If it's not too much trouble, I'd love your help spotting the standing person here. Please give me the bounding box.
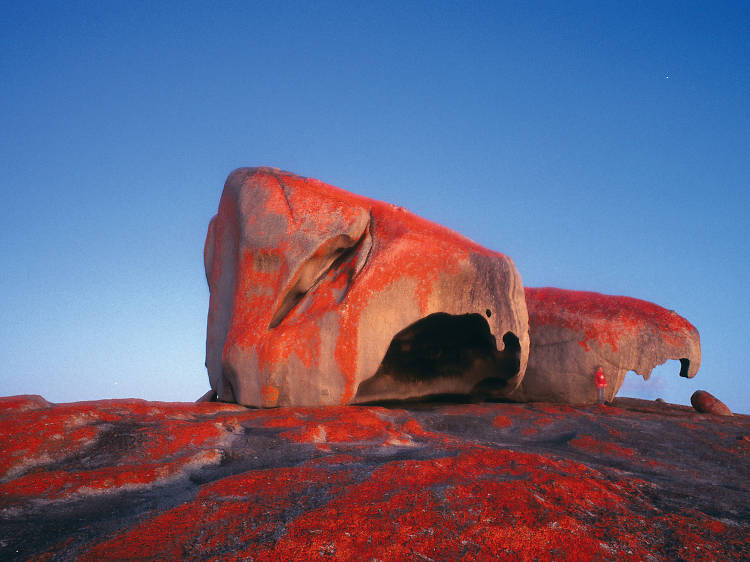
[594,367,607,403]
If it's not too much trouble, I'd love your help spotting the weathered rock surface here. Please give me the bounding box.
[692,390,733,416]
[2,395,748,560]
[511,287,702,404]
[204,167,529,407]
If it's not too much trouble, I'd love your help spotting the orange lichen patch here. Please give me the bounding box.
[130,420,226,462]
[492,403,589,431]
[652,511,747,560]
[278,407,414,445]
[252,450,638,560]
[80,500,249,561]
[58,398,243,421]
[0,404,108,479]
[249,406,453,448]
[0,398,239,480]
[604,425,629,443]
[729,436,750,458]
[526,287,696,353]
[254,410,308,428]
[7,398,747,561]
[0,395,50,411]
[260,384,279,407]
[197,466,349,499]
[0,450,221,501]
[79,466,352,561]
[445,484,612,559]
[74,444,746,561]
[401,418,450,442]
[570,435,636,458]
[486,403,541,422]
[493,415,513,428]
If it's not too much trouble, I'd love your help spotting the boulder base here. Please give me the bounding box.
[2,395,747,560]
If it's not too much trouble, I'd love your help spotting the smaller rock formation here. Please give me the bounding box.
[691,390,732,416]
[511,287,701,403]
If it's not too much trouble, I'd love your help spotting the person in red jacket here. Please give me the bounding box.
[594,367,607,403]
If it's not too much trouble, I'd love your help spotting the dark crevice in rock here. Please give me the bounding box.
[355,313,521,402]
[679,357,690,378]
[268,226,372,330]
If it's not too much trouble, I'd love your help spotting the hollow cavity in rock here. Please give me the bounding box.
[355,312,521,402]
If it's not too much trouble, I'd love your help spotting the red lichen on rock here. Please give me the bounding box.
[0,397,240,500]
[493,415,513,428]
[0,451,221,501]
[280,408,418,446]
[514,287,702,404]
[570,435,636,458]
[0,399,112,480]
[3,396,747,561]
[526,287,696,353]
[252,405,445,447]
[204,167,529,407]
[80,466,353,561]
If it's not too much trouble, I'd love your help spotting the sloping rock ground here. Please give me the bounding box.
[0,395,748,561]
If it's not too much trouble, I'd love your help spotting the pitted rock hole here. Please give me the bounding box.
[679,358,690,378]
[354,313,522,402]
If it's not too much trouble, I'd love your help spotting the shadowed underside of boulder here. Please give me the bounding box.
[204,167,529,407]
[511,287,702,404]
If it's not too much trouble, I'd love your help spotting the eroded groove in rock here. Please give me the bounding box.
[268,226,371,329]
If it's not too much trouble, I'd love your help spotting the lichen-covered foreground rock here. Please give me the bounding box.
[1,396,748,561]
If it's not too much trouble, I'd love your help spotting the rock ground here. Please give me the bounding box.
[1,395,748,560]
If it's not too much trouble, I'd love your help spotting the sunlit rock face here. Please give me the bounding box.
[511,287,701,404]
[204,167,529,407]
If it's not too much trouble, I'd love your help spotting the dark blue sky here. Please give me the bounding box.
[2,2,748,412]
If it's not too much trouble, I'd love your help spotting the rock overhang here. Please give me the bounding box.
[514,287,701,403]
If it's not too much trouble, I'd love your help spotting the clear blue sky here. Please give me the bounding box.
[2,2,748,413]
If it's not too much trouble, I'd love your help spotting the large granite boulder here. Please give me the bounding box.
[2,395,747,560]
[204,167,529,407]
[512,287,702,403]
